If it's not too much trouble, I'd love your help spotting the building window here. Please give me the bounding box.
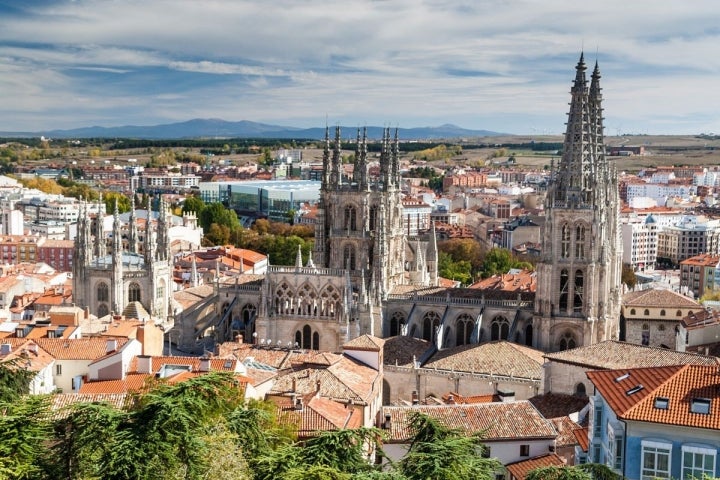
[422,311,441,343]
[660,309,666,316]
[390,311,406,337]
[575,224,586,258]
[630,308,636,315]
[575,383,586,397]
[490,316,509,341]
[676,310,682,317]
[573,269,584,312]
[343,244,356,271]
[97,303,109,318]
[56,364,62,375]
[344,204,357,231]
[97,282,109,302]
[682,445,716,480]
[520,444,530,457]
[559,331,576,351]
[644,309,650,316]
[642,323,650,346]
[559,269,569,312]
[455,314,474,346]
[608,425,624,471]
[561,223,570,258]
[641,441,671,479]
[128,282,141,303]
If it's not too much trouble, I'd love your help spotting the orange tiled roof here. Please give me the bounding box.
[343,334,384,351]
[381,401,557,443]
[622,288,699,308]
[587,364,720,430]
[0,339,54,371]
[506,453,565,479]
[274,394,362,438]
[544,340,718,370]
[50,393,132,419]
[573,427,589,453]
[549,416,582,448]
[34,337,129,360]
[423,341,544,380]
[441,391,499,404]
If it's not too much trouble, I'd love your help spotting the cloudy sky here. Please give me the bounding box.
[0,0,718,135]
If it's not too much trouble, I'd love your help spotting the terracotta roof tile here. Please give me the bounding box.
[381,401,557,442]
[343,334,384,351]
[423,341,544,380]
[274,395,362,438]
[622,289,700,308]
[50,393,132,419]
[573,427,589,453]
[545,340,718,369]
[549,416,582,448]
[34,337,129,360]
[587,364,720,430]
[0,339,54,371]
[506,453,565,479]
[383,336,431,367]
[528,393,589,419]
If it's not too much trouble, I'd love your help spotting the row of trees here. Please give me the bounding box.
[437,239,534,285]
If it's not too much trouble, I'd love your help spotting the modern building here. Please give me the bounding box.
[621,214,659,271]
[679,254,720,298]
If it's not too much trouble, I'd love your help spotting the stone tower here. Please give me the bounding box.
[313,126,407,330]
[533,53,622,351]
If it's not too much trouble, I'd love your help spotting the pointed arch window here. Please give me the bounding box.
[369,205,378,232]
[390,311,406,337]
[525,324,534,346]
[422,311,441,343]
[302,324,312,350]
[344,204,357,231]
[559,331,577,351]
[455,314,474,346]
[491,316,509,341]
[97,303,109,318]
[573,269,584,313]
[343,244,357,271]
[97,282,109,302]
[561,223,571,258]
[575,224,586,259]
[559,269,569,312]
[312,332,320,350]
[128,282,141,303]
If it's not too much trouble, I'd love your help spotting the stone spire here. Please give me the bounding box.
[427,221,439,286]
[295,244,303,268]
[322,125,331,189]
[94,195,106,259]
[144,202,155,264]
[380,128,391,190]
[552,52,595,208]
[331,125,342,189]
[111,198,123,314]
[191,254,199,287]
[111,199,122,261]
[156,196,171,262]
[128,196,138,254]
[391,127,400,189]
[354,127,368,190]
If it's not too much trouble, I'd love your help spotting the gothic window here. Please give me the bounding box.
[303,324,312,350]
[575,224,586,258]
[491,316,509,341]
[275,282,293,315]
[293,325,318,350]
[156,279,165,300]
[343,244,357,271]
[559,331,577,351]
[455,314,474,346]
[575,383,587,397]
[97,303,109,318]
[128,282,141,303]
[320,285,341,317]
[344,204,357,231]
[525,324,534,347]
[97,282,109,302]
[369,206,378,232]
[422,311,441,343]
[242,304,257,326]
[295,330,301,348]
[642,323,650,346]
[297,283,318,316]
[559,269,569,312]
[312,332,319,350]
[573,269,584,313]
[561,223,570,258]
[390,311,406,337]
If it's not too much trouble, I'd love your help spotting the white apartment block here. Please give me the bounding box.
[657,217,720,265]
[625,182,694,206]
[621,215,659,271]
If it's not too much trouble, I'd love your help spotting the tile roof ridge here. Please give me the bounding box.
[621,363,692,417]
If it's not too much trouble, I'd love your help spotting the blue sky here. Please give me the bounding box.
[0,0,719,135]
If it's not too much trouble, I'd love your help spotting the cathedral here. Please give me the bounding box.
[176,54,622,354]
[73,197,173,322]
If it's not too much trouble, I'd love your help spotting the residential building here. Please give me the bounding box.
[586,364,720,479]
[679,254,720,298]
[621,289,701,348]
[621,214,659,271]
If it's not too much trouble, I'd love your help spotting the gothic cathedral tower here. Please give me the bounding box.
[313,126,406,330]
[533,54,622,352]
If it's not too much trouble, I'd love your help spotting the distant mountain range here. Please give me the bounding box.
[0,119,505,140]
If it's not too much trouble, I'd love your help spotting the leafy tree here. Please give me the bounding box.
[398,412,500,480]
[103,192,131,214]
[439,238,484,272]
[0,358,36,403]
[621,263,637,290]
[478,248,533,279]
[199,202,240,233]
[206,223,231,246]
[182,195,206,215]
[526,463,620,480]
[438,252,472,285]
[0,395,54,479]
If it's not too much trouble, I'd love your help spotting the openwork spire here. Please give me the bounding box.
[322,125,331,188]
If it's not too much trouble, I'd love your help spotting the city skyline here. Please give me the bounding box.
[0,0,719,135]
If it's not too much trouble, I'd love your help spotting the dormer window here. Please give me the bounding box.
[690,398,711,415]
[654,397,669,410]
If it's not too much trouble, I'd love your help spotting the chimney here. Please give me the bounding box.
[295,396,304,411]
[236,334,244,344]
[291,377,297,393]
[199,356,211,372]
[137,355,152,374]
[105,338,118,354]
[315,379,321,395]
[498,390,515,403]
[1,343,11,355]
[27,343,38,355]
[447,394,455,405]
[383,413,392,430]
[84,306,90,319]
[411,390,419,405]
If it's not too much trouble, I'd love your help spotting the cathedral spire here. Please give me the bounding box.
[354,127,368,190]
[331,125,342,189]
[94,195,106,259]
[191,254,199,287]
[380,128,391,190]
[128,196,138,254]
[322,125,331,189]
[295,244,303,268]
[391,127,400,189]
[111,198,121,259]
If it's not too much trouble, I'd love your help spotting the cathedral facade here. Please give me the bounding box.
[181,54,621,354]
[73,197,172,322]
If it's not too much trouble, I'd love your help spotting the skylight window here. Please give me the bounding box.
[615,373,630,382]
[690,398,711,415]
[654,397,669,410]
[626,384,644,396]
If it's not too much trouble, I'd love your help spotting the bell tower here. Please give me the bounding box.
[533,54,622,352]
